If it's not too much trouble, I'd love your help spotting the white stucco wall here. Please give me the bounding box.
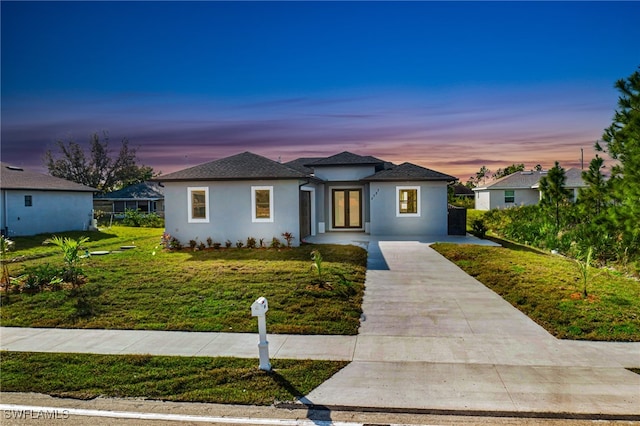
[313,165,376,181]
[163,180,302,246]
[368,181,448,236]
[474,191,491,210]
[475,188,540,210]
[1,190,94,236]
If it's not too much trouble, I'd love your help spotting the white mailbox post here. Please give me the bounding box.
[251,297,271,371]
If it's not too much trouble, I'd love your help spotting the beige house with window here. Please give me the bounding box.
[156,151,457,246]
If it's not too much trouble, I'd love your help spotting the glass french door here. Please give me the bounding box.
[332,189,362,229]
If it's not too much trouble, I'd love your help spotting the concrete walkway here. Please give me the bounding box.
[302,240,640,417]
[2,236,640,418]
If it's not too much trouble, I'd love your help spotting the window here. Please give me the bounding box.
[24,195,32,207]
[188,187,209,223]
[252,186,273,222]
[504,190,515,203]
[396,186,420,217]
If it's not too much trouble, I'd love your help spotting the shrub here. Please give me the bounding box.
[206,237,214,248]
[471,219,487,238]
[282,232,295,247]
[198,241,206,251]
[121,209,163,228]
[189,240,198,250]
[270,237,281,249]
[169,237,183,250]
[246,237,257,249]
[225,240,232,249]
[213,242,221,249]
[236,240,244,249]
[19,264,63,293]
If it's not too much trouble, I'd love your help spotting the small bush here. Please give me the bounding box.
[121,209,164,228]
[169,237,183,250]
[236,240,244,249]
[189,240,198,250]
[17,264,64,294]
[213,242,221,249]
[198,242,206,251]
[225,240,232,249]
[282,232,295,247]
[270,237,282,249]
[471,219,487,238]
[246,237,257,249]
[206,237,214,248]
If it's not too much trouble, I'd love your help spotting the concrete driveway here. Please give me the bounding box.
[303,240,640,417]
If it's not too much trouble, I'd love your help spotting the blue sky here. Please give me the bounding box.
[2,1,639,181]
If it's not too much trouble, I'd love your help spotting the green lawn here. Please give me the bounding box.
[0,351,346,405]
[432,242,640,342]
[1,227,367,334]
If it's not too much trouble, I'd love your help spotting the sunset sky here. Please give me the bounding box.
[2,1,639,182]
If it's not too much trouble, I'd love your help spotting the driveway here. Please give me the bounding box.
[302,239,640,416]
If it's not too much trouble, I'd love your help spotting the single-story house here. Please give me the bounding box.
[472,168,586,211]
[94,181,165,218]
[0,162,97,236]
[156,151,457,246]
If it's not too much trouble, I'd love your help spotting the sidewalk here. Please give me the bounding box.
[0,327,356,360]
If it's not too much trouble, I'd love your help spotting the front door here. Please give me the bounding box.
[332,189,362,229]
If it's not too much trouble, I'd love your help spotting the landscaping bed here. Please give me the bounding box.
[432,242,640,342]
[0,351,346,405]
[1,227,367,335]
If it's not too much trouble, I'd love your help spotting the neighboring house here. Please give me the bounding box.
[94,181,165,218]
[472,168,586,211]
[0,162,97,236]
[156,151,457,246]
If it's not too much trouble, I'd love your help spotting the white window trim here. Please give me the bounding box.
[252,186,274,223]
[504,189,515,204]
[188,187,209,223]
[396,186,421,217]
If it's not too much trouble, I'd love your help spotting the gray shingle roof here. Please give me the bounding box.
[95,181,164,200]
[284,157,324,174]
[476,168,586,190]
[0,163,96,192]
[305,151,385,167]
[156,152,307,181]
[363,162,457,182]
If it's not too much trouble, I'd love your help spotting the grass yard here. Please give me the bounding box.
[432,242,640,342]
[0,351,346,405]
[1,227,367,334]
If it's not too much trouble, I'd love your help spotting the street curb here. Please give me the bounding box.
[275,402,640,422]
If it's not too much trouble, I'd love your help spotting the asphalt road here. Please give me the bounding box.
[1,393,637,426]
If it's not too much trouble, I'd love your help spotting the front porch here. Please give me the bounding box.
[301,232,500,248]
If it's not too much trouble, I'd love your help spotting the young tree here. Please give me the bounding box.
[597,67,640,253]
[578,155,609,218]
[539,161,571,228]
[44,132,154,194]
